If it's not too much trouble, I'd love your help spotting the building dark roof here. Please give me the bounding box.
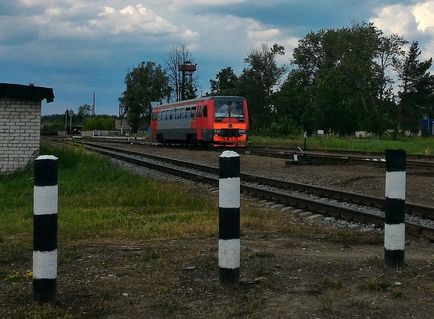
[0,83,54,103]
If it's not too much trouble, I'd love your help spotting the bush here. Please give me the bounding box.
[83,115,115,130]
[41,124,61,136]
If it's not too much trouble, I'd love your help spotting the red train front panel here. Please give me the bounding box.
[209,97,249,147]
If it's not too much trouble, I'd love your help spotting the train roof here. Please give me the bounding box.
[152,96,245,111]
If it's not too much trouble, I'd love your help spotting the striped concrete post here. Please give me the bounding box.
[219,150,240,286]
[384,149,406,269]
[33,155,58,303]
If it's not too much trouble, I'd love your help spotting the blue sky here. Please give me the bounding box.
[1,0,433,115]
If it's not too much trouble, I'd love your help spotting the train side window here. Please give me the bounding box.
[203,105,208,117]
[164,111,168,120]
[191,107,196,118]
[185,107,190,119]
[170,110,173,120]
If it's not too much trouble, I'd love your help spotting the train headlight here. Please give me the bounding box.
[214,129,221,134]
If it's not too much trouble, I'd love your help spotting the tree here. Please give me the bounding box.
[285,22,406,135]
[166,44,198,101]
[375,34,407,105]
[83,115,115,130]
[274,70,311,133]
[398,41,434,132]
[290,26,370,134]
[368,33,407,136]
[119,61,170,133]
[209,67,239,96]
[239,43,286,131]
[41,114,66,135]
[76,104,92,123]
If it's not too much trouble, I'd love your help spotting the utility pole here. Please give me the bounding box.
[69,109,73,135]
[64,109,68,134]
[92,92,96,116]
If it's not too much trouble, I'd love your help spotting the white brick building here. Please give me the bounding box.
[0,83,54,174]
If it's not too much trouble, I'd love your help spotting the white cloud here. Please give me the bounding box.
[1,0,296,61]
[371,1,434,36]
[1,0,299,112]
[247,28,281,41]
[93,4,179,35]
[371,4,418,36]
[413,1,434,32]
[371,1,434,71]
[0,2,196,42]
[171,0,245,8]
[177,13,296,60]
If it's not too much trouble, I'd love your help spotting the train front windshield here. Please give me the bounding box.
[215,100,244,119]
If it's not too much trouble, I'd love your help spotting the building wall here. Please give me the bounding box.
[114,118,131,131]
[0,98,41,173]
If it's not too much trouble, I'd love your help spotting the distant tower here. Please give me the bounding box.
[92,92,96,116]
[178,61,196,101]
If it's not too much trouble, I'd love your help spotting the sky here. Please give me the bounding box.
[2,0,434,115]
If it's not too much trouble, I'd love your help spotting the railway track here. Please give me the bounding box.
[248,148,434,169]
[58,139,434,239]
[73,136,434,169]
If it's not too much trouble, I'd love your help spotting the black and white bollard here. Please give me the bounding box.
[384,149,406,269]
[219,151,240,286]
[33,155,58,303]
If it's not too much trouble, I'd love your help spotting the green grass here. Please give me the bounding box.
[250,134,434,155]
[0,145,218,243]
[0,143,381,249]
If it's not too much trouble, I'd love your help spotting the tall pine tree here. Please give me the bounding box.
[398,41,434,132]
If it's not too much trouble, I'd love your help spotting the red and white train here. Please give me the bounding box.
[150,96,249,147]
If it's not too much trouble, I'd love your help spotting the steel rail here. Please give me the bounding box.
[71,137,434,169]
[248,148,434,169]
[75,140,434,221]
[65,140,434,239]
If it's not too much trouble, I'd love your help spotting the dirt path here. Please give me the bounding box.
[2,213,434,318]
